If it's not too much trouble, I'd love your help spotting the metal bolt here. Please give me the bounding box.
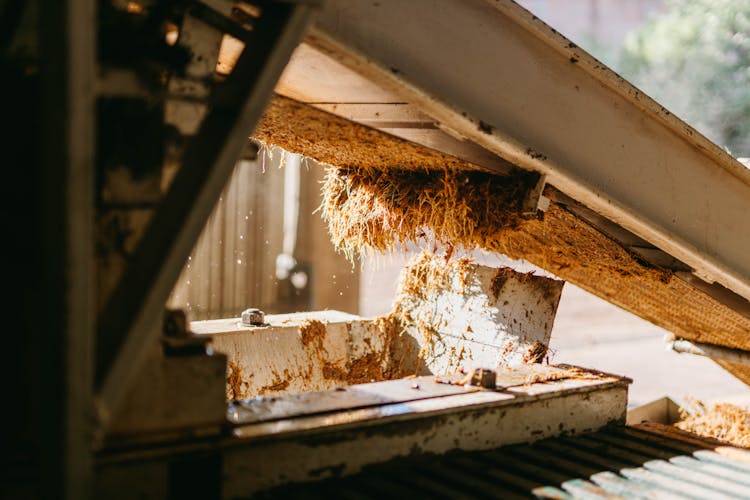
[241,308,265,326]
[469,368,497,389]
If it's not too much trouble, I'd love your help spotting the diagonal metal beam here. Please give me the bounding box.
[95,1,317,428]
[309,0,750,305]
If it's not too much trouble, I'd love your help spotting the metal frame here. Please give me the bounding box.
[309,0,750,304]
[95,1,317,429]
[38,0,96,495]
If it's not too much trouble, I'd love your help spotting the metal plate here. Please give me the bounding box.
[228,376,478,424]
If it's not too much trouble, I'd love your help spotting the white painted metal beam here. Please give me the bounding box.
[308,0,750,303]
[224,370,627,496]
[668,338,750,366]
[194,311,391,398]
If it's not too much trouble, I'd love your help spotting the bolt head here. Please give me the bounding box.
[469,367,497,389]
[241,308,265,326]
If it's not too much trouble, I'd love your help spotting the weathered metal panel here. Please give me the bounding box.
[228,376,480,425]
[106,349,227,446]
[222,371,628,496]
[194,311,391,399]
[196,302,574,401]
[643,459,750,498]
[394,258,563,374]
[250,425,750,499]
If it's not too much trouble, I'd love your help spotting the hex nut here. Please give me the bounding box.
[241,308,265,326]
[469,368,497,389]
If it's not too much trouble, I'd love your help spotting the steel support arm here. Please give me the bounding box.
[309,0,750,304]
[668,338,750,366]
[95,2,316,428]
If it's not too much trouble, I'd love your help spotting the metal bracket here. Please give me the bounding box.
[521,174,549,219]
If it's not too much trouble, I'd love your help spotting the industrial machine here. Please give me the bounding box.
[7,0,750,498]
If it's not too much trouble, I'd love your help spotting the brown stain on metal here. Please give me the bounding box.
[501,341,516,360]
[258,369,291,395]
[299,319,327,352]
[491,269,561,304]
[296,316,408,386]
[322,352,390,385]
[478,121,493,134]
[227,360,250,400]
[526,148,547,161]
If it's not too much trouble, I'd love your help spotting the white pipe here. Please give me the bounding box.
[276,151,302,280]
[282,151,301,257]
[668,338,750,366]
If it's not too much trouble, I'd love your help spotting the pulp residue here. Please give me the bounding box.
[675,399,750,448]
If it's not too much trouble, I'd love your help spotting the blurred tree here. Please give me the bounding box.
[621,0,750,156]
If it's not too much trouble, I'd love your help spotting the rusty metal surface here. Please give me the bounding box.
[252,426,750,499]
[221,369,628,495]
[229,365,626,428]
[94,368,628,496]
[396,260,564,373]
[228,376,479,424]
[194,311,390,399]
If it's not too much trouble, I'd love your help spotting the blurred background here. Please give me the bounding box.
[169,0,750,409]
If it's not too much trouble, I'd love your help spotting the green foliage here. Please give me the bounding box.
[621,0,750,155]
